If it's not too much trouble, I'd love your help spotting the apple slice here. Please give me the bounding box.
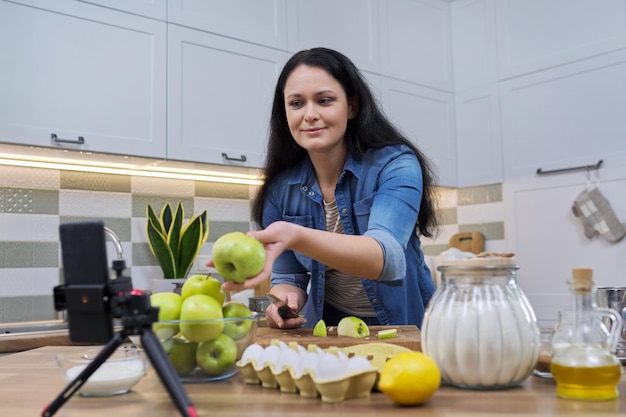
[337,316,370,338]
[377,328,397,340]
[312,319,327,337]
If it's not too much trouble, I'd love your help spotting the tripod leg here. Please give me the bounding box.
[41,333,124,417]
[141,330,197,417]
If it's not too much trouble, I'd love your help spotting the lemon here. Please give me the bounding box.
[377,328,397,339]
[377,351,441,406]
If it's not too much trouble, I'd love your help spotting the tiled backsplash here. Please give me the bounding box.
[421,184,506,256]
[0,165,504,323]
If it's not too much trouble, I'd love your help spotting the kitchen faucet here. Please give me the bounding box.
[103,226,125,260]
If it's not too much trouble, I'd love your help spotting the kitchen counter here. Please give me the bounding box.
[1,346,625,416]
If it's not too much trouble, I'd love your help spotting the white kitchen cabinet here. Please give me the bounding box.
[77,0,167,20]
[167,25,287,167]
[0,0,167,158]
[168,0,287,50]
[455,84,502,187]
[495,0,626,80]
[286,0,380,74]
[380,77,457,187]
[499,49,626,179]
[379,0,453,92]
[450,0,498,92]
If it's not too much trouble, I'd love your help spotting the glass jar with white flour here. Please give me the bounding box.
[420,258,540,389]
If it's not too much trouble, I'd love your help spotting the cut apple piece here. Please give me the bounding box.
[313,319,327,337]
[337,316,370,338]
[377,328,397,340]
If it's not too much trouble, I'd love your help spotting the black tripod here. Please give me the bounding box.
[41,262,197,417]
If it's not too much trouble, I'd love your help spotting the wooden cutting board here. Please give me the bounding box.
[254,325,421,351]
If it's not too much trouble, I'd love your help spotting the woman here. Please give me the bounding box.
[221,47,438,330]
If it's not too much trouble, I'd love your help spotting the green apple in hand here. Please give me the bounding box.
[222,301,253,340]
[179,294,224,343]
[196,333,238,376]
[211,232,266,283]
[337,316,370,338]
[150,292,182,339]
[181,274,225,304]
[163,336,198,375]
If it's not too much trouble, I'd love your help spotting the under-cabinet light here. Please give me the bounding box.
[0,157,264,186]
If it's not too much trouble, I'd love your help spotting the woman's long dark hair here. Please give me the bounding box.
[252,47,438,238]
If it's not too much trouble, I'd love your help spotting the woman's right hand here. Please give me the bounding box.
[265,291,307,329]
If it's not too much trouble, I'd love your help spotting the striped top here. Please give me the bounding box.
[323,199,376,317]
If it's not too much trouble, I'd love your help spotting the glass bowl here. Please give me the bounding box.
[56,344,148,397]
[140,314,260,382]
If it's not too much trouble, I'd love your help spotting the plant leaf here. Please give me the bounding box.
[199,210,209,244]
[146,218,176,278]
[177,216,203,278]
[146,204,164,236]
[168,202,184,267]
[160,203,173,235]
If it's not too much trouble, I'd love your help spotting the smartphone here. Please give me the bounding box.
[59,221,113,343]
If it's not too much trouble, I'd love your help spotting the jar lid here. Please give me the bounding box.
[439,255,516,267]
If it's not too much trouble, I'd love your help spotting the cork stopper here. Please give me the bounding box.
[571,268,593,292]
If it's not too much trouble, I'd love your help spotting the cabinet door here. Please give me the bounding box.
[286,0,380,74]
[381,77,457,187]
[0,0,166,158]
[167,25,287,167]
[168,0,287,49]
[380,0,453,92]
[77,0,167,20]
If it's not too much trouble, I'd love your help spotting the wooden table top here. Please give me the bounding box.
[1,345,625,416]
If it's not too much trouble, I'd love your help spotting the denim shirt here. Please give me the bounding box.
[262,144,435,328]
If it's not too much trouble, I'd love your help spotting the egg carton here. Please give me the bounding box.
[236,340,381,403]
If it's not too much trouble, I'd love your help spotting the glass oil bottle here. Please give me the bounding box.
[551,268,623,400]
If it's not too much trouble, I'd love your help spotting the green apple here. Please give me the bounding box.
[181,274,225,305]
[196,333,238,376]
[222,301,253,341]
[337,316,370,338]
[162,336,198,375]
[179,294,224,343]
[313,319,327,337]
[150,292,182,338]
[211,232,266,283]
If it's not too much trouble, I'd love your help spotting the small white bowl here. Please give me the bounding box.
[57,344,148,397]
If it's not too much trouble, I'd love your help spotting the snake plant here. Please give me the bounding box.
[146,202,209,279]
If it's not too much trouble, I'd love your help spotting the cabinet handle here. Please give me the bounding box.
[221,152,247,162]
[51,133,85,145]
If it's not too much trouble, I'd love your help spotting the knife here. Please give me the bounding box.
[266,293,299,319]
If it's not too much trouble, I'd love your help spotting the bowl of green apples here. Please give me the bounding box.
[142,275,260,382]
[156,313,259,382]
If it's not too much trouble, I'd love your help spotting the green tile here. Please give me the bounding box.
[132,242,159,267]
[32,190,59,214]
[0,242,59,268]
[458,183,502,206]
[208,221,251,242]
[132,196,194,218]
[422,244,448,256]
[195,182,251,199]
[436,207,457,226]
[60,217,131,241]
[459,222,504,240]
[0,295,56,322]
[61,171,131,193]
[0,188,58,214]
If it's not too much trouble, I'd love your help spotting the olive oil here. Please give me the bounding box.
[550,268,624,401]
[551,362,622,400]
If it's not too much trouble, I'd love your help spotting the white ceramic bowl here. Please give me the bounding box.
[57,344,148,396]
